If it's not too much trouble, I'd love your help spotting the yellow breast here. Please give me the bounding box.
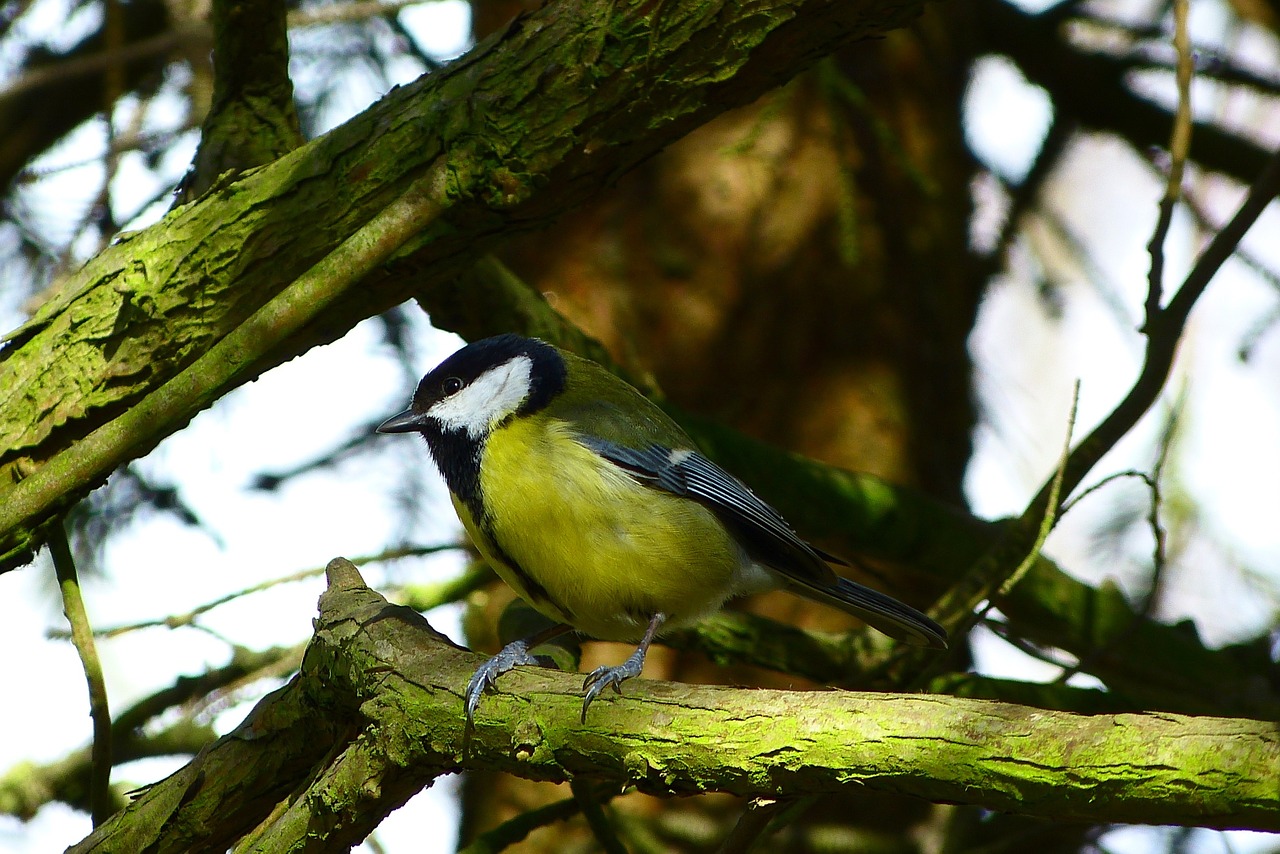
[460,415,743,642]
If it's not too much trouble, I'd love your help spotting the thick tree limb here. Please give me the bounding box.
[68,560,1280,851]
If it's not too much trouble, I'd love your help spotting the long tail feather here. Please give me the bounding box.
[789,576,948,649]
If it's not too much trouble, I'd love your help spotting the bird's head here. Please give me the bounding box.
[377,334,566,442]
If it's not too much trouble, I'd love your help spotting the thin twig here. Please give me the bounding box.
[1138,391,1181,618]
[716,798,808,854]
[1060,468,1154,515]
[289,0,433,28]
[1170,168,1280,296]
[993,115,1074,263]
[921,381,1079,645]
[52,544,459,640]
[0,24,208,108]
[998,380,1079,599]
[909,146,1280,673]
[1144,0,1193,319]
[900,383,1077,689]
[49,521,113,826]
[0,2,429,109]
[1037,143,1280,537]
[1071,14,1280,97]
[1047,405,1182,686]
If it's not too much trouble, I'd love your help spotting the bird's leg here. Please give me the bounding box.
[465,623,573,722]
[581,612,667,721]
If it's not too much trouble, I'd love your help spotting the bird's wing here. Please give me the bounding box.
[576,437,837,585]
[577,436,948,649]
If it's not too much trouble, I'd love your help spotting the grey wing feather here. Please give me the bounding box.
[578,437,948,649]
[577,438,834,583]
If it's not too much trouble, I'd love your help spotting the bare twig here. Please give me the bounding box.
[716,798,807,854]
[49,521,113,826]
[289,0,433,28]
[1175,178,1280,296]
[998,381,1079,599]
[1138,393,1181,618]
[920,382,1079,647]
[456,796,584,854]
[0,2,431,110]
[1035,143,1280,541]
[907,141,1280,682]
[0,24,209,108]
[50,545,459,639]
[1144,0,1193,319]
[1068,14,1280,97]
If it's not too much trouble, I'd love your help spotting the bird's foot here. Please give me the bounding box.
[580,647,647,721]
[465,638,548,722]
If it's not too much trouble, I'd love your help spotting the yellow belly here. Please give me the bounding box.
[457,416,743,642]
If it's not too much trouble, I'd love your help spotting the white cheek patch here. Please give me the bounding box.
[428,356,533,438]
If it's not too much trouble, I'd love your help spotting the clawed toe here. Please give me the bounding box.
[465,640,543,722]
[465,616,665,723]
[580,655,644,721]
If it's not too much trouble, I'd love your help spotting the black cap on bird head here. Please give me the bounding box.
[376,334,566,437]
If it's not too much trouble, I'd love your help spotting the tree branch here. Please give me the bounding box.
[0,645,297,821]
[67,560,1280,850]
[977,0,1273,185]
[49,521,112,827]
[0,159,453,564]
[179,0,303,201]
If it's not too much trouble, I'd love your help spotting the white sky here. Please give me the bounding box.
[2,1,1279,852]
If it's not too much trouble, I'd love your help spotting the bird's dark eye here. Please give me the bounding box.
[442,377,464,395]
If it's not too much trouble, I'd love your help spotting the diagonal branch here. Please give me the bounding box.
[0,159,453,563]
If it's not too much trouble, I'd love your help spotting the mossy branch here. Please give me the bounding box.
[68,560,1280,851]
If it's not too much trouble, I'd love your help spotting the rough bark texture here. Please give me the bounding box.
[179,0,302,201]
[8,0,1280,847]
[66,561,1280,853]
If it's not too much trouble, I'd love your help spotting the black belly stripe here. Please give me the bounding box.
[490,538,571,620]
[471,506,575,624]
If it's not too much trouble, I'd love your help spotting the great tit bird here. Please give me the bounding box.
[378,334,946,720]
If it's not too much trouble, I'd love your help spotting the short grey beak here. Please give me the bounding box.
[377,408,428,433]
